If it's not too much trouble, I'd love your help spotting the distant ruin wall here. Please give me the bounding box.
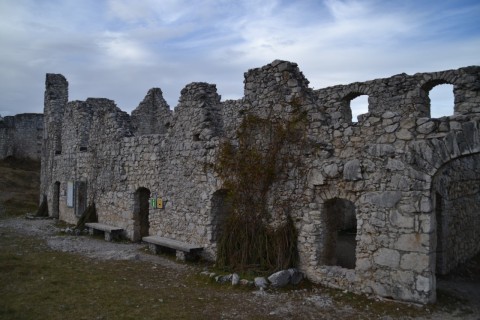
[40,60,480,305]
[0,113,43,160]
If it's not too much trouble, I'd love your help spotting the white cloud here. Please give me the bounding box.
[107,0,189,25]
[0,0,479,115]
[98,31,153,66]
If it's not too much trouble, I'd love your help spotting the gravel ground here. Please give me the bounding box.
[1,216,479,320]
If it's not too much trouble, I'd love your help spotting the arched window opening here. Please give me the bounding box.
[429,84,454,118]
[211,189,233,243]
[342,92,369,124]
[323,198,357,269]
[349,95,369,123]
[133,187,150,242]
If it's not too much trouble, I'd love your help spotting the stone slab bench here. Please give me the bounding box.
[142,235,203,261]
[85,222,123,241]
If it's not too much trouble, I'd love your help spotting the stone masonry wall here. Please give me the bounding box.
[0,113,43,160]
[131,88,172,136]
[40,60,480,304]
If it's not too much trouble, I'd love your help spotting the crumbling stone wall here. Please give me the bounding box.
[40,60,480,304]
[131,88,172,135]
[0,113,43,160]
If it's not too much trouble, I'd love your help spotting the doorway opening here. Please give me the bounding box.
[133,187,150,241]
[323,198,357,269]
[52,181,60,218]
[74,181,87,217]
[211,189,233,243]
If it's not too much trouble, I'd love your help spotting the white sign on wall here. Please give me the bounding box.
[67,181,74,208]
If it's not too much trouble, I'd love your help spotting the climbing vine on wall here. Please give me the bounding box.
[215,107,308,273]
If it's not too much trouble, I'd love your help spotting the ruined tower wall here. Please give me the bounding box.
[41,74,68,211]
[40,61,480,304]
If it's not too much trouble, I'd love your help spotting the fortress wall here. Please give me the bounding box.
[39,60,480,304]
[0,113,43,160]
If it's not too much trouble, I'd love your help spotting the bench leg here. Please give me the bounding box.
[176,251,186,261]
[149,243,160,254]
[89,228,103,236]
[176,251,198,261]
[106,231,121,242]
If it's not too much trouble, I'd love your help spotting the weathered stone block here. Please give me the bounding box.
[361,191,402,208]
[400,253,429,273]
[394,234,428,253]
[417,121,437,134]
[268,270,291,287]
[254,277,268,289]
[308,168,325,186]
[343,159,362,181]
[373,248,400,268]
[415,275,432,292]
[396,129,413,140]
[323,163,339,178]
[389,211,414,229]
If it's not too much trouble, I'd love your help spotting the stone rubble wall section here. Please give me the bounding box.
[131,88,173,136]
[0,113,43,160]
[40,60,480,305]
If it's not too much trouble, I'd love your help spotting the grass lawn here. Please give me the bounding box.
[0,229,255,320]
[0,157,40,218]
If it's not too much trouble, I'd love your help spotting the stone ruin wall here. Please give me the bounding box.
[0,113,44,161]
[40,60,480,304]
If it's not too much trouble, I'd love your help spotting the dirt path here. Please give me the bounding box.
[1,216,479,319]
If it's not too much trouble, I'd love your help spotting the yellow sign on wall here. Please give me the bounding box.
[156,198,163,209]
[149,197,164,209]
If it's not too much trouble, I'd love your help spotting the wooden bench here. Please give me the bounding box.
[85,222,123,241]
[142,235,203,261]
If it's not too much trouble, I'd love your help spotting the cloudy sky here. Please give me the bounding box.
[0,0,479,119]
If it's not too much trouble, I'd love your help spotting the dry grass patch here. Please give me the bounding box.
[0,157,40,218]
